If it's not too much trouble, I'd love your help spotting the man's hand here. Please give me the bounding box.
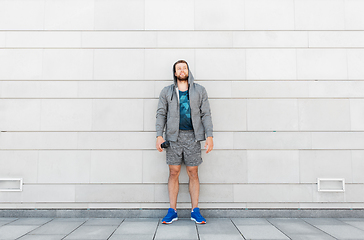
[204,137,213,154]
[156,136,165,152]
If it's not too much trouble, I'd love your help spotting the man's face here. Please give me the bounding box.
[175,63,189,81]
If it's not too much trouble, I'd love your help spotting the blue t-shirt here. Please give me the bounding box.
[179,90,193,130]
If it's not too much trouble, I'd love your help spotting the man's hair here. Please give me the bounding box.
[173,60,189,75]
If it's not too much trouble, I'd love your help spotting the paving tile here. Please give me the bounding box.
[269,218,326,235]
[9,218,53,225]
[340,218,364,231]
[304,218,364,239]
[0,225,39,239]
[17,235,65,240]
[63,225,116,239]
[114,219,158,235]
[232,218,288,240]
[197,218,240,234]
[29,221,85,235]
[289,234,336,240]
[236,225,289,239]
[268,218,336,239]
[340,218,364,221]
[109,235,153,240]
[0,218,18,222]
[0,218,17,227]
[51,218,89,222]
[303,218,345,225]
[232,218,270,225]
[154,219,198,240]
[123,218,160,222]
[198,219,243,239]
[0,221,11,227]
[199,234,244,240]
[0,222,8,227]
[0,218,18,221]
[84,218,124,226]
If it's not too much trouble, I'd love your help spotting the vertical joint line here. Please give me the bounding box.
[266,218,293,240]
[230,219,246,240]
[152,219,160,240]
[106,218,125,240]
[301,219,339,240]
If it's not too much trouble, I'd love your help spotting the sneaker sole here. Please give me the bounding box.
[162,217,178,224]
[190,217,206,224]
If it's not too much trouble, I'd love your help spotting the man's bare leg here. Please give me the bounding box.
[168,165,181,210]
[186,166,199,210]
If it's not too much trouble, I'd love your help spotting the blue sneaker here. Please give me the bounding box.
[162,208,178,224]
[191,207,206,224]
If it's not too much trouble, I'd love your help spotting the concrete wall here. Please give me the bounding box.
[1,0,364,209]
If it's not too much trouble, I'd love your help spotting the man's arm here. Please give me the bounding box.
[200,87,213,153]
[156,136,165,152]
[204,137,213,154]
[156,88,168,152]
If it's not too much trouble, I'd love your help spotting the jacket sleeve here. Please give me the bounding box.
[156,87,168,137]
[200,87,213,138]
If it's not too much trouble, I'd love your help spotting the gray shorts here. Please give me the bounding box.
[166,130,202,166]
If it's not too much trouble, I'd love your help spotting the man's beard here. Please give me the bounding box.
[177,74,188,81]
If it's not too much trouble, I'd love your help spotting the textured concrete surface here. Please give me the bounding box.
[1,217,364,240]
[2,209,364,218]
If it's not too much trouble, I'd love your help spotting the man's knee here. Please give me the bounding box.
[187,166,199,179]
[169,165,181,178]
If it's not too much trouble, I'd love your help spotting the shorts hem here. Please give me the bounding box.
[166,161,203,167]
[166,162,182,166]
[185,161,203,167]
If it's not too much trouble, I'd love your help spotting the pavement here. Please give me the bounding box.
[1,217,364,240]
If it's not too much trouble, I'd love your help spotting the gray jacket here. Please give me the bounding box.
[156,64,213,142]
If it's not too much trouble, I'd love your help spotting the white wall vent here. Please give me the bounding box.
[317,178,345,192]
[0,178,23,192]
